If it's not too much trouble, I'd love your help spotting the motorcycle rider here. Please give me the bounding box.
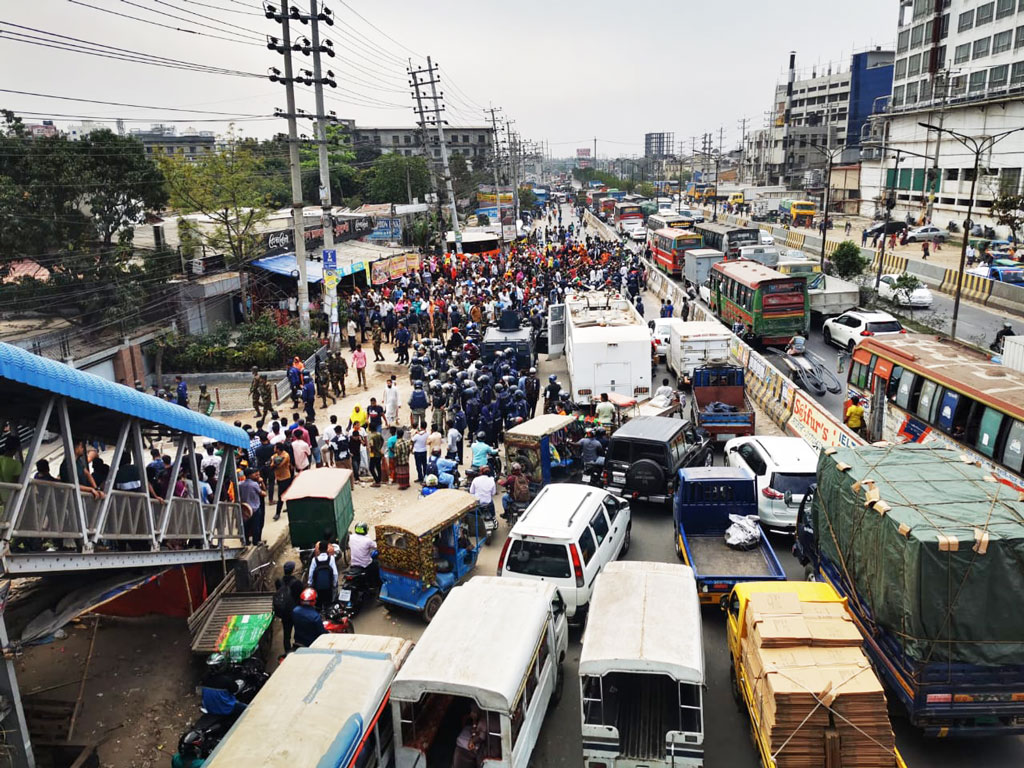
[421,473,440,497]
[992,321,1015,352]
[468,464,498,519]
[291,588,326,649]
[200,653,248,720]
[786,334,807,356]
[348,521,380,591]
[172,731,208,767]
[543,374,561,414]
[306,544,338,614]
[498,462,530,521]
[470,432,498,471]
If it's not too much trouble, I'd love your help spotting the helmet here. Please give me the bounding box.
[594,427,606,437]
[205,652,229,673]
[1005,321,1013,328]
[450,327,460,334]
[529,367,537,375]
[429,380,442,391]
[493,350,503,359]
[427,369,439,380]
[300,588,317,606]
[425,474,438,487]
[494,383,505,393]
[178,730,206,760]
[251,366,259,374]
[549,374,558,383]
[515,390,525,400]
[476,431,487,441]
[464,385,478,398]
[504,347,515,357]
[414,381,424,389]
[513,417,524,425]
[511,462,522,472]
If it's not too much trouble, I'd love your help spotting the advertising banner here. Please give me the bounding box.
[787,391,862,450]
[370,252,420,285]
[261,215,374,257]
[366,217,402,242]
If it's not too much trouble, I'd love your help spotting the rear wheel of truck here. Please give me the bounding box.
[730,665,744,711]
[549,667,564,709]
[674,529,684,562]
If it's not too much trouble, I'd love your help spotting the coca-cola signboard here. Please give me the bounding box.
[261,215,375,257]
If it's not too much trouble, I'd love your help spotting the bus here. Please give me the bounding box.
[613,201,644,232]
[707,260,808,345]
[647,212,694,234]
[654,179,681,196]
[694,222,761,258]
[447,230,500,258]
[650,228,704,278]
[847,334,1024,490]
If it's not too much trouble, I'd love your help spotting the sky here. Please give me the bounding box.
[0,0,898,158]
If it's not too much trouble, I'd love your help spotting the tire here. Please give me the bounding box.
[422,593,443,623]
[342,621,355,634]
[804,564,817,582]
[847,339,856,353]
[619,524,631,557]
[674,528,685,561]
[549,667,564,709]
[823,327,833,347]
[730,665,744,710]
[625,458,666,495]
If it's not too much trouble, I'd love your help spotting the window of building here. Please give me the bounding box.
[1016,25,1024,48]
[911,24,925,47]
[895,58,908,78]
[973,36,991,58]
[951,74,967,94]
[892,85,905,106]
[990,64,1009,87]
[1000,167,1021,194]
[946,168,959,181]
[908,53,922,76]
[997,0,1015,18]
[403,135,411,144]
[392,135,399,145]
[1012,61,1024,83]
[940,12,949,38]
[964,166,977,181]
[994,29,1013,53]
[478,134,486,143]
[919,77,933,100]
[976,2,994,25]
[906,81,919,103]
[954,42,971,63]
[970,70,988,91]
[958,9,974,32]
[462,134,469,143]
[935,44,947,67]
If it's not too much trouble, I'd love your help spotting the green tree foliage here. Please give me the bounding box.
[992,194,1024,243]
[635,182,656,198]
[0,113,171,330]
[518,187,538,211]
[366,153,431,204]
[891,272,924,304]
[831,240,870,278]
[160,132,271,270]
[450,152,473,204]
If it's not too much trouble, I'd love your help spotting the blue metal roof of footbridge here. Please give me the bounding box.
[0,342,249,448]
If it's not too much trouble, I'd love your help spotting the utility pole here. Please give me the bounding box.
[423,57,461,253]
[593,136,597,171]
[926,69,950,222]
[507,121,519,224]
[267,1,310,332]
[485,105,505,250]
[737,117,749,185]
[409,60,442,254]
[713,127,724,222]
[307,0,338,345]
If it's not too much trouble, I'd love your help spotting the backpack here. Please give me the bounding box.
[272,578,295,618]
[312,556,334,593]
[512,473,530,503]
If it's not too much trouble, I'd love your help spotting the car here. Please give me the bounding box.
[678,207,704,224]
[864,220,907,237]
[724,436,818,530]
[877,273,934,308]
[905,225,948,243]
[498,483,631,624]
[603,416,713,507]
[698,279,711,305]
[630,226,648,242]
[822,309,906,352]
[759,231,775,246]
[649,317,674,358]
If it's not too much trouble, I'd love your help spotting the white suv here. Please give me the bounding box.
[822,309,905,352]
[724,436,817,531]
[497,484,631,624]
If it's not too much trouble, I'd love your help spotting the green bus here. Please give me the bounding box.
[708,259,809,345]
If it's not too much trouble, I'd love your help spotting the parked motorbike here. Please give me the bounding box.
[178,656,268,759]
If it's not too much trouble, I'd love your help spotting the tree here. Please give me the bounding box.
[892,272,923,304]
[450,152,473,204]
[476,213,490,226]
[518,187,537,211]
[635,182,656,198]
[160,132,271,271]
[992,194,1024,243]
[299,123,360,206]
[366,153,431,204]
[831,240,869,278]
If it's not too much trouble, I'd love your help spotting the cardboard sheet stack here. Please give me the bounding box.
[742,592,896,768]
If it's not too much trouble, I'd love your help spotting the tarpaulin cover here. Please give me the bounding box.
[813,444,1024,666]
[216,612,273,660]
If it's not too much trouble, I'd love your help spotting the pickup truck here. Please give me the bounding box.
[968,262,1024,284]
[806,272,859,316]
[672,466,785,605]
[689,365,755,443]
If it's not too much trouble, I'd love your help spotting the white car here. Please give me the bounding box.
[698,279,711,305]
[498,484,631,623]
[877,273,934,308]
[905,225,948,243]
[630,226,648,243]
[650,317,674,357]
[725,436,818,530]
[822,309,905,352]
[760,231,775,246]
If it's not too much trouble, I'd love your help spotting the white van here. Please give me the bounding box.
[390,577,568,768]
[205,634,413,768]
[667,320,732,380]
[580,561,705,767]
[498,483,632,623]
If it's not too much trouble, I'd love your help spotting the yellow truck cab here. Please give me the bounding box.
[725,582,908,768]
[728,192,745,206]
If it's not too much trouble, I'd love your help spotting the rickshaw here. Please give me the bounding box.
[281,468,354,566]
[375,490,484,622]
[582,391,682,434]
[503,414,581,494]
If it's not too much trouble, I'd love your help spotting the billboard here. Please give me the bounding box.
[576,148,591,157]
[365,217,402,242]
[261,215,374,257]
[369,252,421,285]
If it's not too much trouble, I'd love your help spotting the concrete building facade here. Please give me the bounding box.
[644,132,675,159]
[350,125,494,171]
[128,124,216,159]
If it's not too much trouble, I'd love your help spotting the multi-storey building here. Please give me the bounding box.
[128,124,216,159]
[644,132,675,159]
[349,125,494,171]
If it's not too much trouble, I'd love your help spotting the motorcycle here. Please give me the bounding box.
[501,498,530,528]
[179,657,268,759]
[469,502,498,544]
[581,458,606,488]
[465,453,502,485]
[335,558,378,619]
[322,600,355,634]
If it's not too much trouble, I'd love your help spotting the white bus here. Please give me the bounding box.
[580,561,705,767]
[204,634,413,768]
[391,577,568,768]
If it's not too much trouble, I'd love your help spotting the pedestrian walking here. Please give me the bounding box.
[392,428,412,490]
[273,561,303,654]
[174,376,189,408]
[922,241,930,260]
[352,345,368,390]
[371,321,385,362]
[347,317,358,351]
[368,428,384,486]
[272,443,293,520]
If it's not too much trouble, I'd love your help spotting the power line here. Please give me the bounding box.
[67,0,263,45]
[0,88,271,116]
[333,0,423,58]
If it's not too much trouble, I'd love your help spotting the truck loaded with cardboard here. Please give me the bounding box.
[725,582,904,768]
[793,444,1024,737]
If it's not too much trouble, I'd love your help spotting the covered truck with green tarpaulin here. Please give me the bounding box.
[793,444,1024,737]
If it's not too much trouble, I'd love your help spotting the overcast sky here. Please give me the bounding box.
[2,0,897,157]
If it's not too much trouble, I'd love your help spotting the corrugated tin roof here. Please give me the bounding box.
[0,342,248,447]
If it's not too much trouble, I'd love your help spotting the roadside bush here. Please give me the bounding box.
[831,240,870,279]
[159,314,320,373]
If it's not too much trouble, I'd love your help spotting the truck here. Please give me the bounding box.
[725,582,906,768]
[550,291,652,405]
[672,466,786,605]
[667,320,731,381]
[806,272,860,316]
[683,248,725,289]
[968,261,1024,284]
[794,444,1024,737]
[689,364,755,443]
[778,199,816,227]
[736,244,782,267]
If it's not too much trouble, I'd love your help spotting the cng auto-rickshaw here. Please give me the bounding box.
[281,467,354,566]
[376,489,484,622]
[503,414,581,494]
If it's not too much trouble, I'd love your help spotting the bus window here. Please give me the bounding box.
[1001,419,1024,473]
[975,407,1004,458]
[886,366,903,399]
[936,389,961,433]
[915,379,939,423]
[895,371,917,410]
[851,360,869,390]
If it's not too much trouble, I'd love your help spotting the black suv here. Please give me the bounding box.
[603,416,712,507]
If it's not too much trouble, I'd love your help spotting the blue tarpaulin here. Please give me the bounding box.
[252,254,365,283]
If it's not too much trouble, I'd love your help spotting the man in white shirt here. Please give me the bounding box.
[653,378,675,402]
[201,443,222,474]
[291,431,312,472]
[469,466,497,510]
[383,378,400,424]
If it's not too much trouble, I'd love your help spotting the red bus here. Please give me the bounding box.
[613,201,644,232]
[650,228,703,278]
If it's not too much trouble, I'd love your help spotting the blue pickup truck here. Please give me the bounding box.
[673,466,785,605]
[689,365,756,444]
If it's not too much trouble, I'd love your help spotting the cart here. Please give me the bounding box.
[282,467,354,566]
[503,414,580,493]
